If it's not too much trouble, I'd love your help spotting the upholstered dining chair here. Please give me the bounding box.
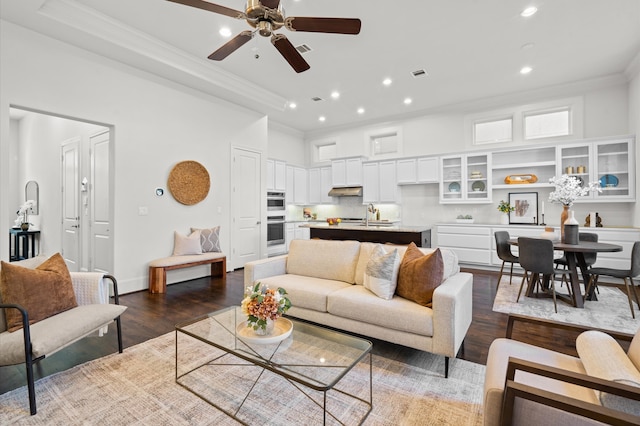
[585,241,640,319]
[494,231,519,290]
[516,237,566,313]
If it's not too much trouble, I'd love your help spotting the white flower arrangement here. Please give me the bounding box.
[548,175,601,206]
[15,200,35,226]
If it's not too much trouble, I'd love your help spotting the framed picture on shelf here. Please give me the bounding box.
[508,192,538,225]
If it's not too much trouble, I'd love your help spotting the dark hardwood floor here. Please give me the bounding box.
[1,267,588,395]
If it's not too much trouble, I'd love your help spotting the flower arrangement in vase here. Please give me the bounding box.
[497,200,514,224]
[241,282,291,335]
[548,175,601,241]
[16,200,35,230]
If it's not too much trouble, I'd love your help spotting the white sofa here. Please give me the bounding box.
[244,239,473,377]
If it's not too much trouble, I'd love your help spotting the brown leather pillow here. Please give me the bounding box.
[396,243,444,307]
[0,253,78,332]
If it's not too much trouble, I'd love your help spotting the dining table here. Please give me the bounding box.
[509,238,623,308]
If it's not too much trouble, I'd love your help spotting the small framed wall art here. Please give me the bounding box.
[508,192,538,225]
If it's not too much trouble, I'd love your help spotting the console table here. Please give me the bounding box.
[9,228,40,262]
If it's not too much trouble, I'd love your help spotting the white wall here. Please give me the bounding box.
[268,123,305,166]
[1,22,268,293]
[303,80,634,228]
[628,62,640,227]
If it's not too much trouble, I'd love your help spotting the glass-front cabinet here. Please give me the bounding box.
[557,137,635,202]
[440,153,490,203]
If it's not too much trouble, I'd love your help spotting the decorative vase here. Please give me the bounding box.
[20,222,29,231]
[564,210,579,244]
[560,205,570,242]
[253,318,275,336]
[500,214,509,225]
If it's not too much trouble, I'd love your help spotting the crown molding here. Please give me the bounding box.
[38,0,286,112]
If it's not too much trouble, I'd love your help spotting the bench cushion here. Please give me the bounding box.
[149,252,225,268]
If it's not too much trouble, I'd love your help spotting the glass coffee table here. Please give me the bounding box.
[176,306,372,425]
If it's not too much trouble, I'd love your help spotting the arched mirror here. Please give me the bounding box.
[25,180,39,215]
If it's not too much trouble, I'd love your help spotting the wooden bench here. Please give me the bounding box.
[148,253,226,294]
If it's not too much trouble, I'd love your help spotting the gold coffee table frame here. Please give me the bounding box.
[176,306,372,425]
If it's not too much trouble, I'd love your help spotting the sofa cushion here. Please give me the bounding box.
[576,330,640,416]
[173,230,202,256]
[328,285,434,337]
[355,243,460,285]
[363,245,400,300]
[259,274,352,313]
[396,244,444,308]
[287,239,361,284]
[0,253,78,332]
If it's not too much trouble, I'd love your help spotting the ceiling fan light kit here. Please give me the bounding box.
[168,0,361,73]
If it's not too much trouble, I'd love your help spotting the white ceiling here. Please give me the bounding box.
[2,0,640,135]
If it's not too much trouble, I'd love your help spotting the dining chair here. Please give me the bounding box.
[555,232,598,290]
[516,237,566,313]
[585,241,640,319]
[494,231,519,290]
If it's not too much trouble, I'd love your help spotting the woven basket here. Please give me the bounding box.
[167,161,210,205]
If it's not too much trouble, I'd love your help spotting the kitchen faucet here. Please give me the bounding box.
[366,203,376,226]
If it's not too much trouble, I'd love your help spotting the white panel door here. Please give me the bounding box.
[232,148,262,268]
[61,138,80,272]
[90,130,112,273]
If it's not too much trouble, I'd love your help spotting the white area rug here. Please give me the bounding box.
[0,332,485,425]
[493,276,640,334]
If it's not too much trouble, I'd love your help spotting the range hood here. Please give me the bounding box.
[328,186,363,197]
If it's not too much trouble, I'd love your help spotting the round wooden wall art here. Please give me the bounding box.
[167,161,210,205]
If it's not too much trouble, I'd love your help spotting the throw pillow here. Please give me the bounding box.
[190,226,221,252]
[0,253,78,332]
[396,243,444,307]
[363,245,400,300]
[173,230,202,256]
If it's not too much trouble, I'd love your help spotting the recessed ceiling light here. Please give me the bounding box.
[319,116,326,122]
[219,27,232,37]
[403,98,412,105]
[382,78,392,86]
[357,108,365,114]
[521,6,538,17]
[331,91,340,99]
[288,102,297,109]
[520,66,533,75]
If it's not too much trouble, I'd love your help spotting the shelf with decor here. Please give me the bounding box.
[440,153,490,204]
[491,146,556,190]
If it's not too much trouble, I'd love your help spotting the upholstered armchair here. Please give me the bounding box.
[0,255,126,415]
[484,314,640,425]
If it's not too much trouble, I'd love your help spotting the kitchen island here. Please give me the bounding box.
[303,223,431,248]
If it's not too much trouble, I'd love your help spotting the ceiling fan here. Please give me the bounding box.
[167,0,362,73]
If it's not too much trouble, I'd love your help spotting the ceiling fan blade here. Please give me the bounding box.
[166,0,245,19]
[261,0,281,9]
[208,31,253,60]
[285,17,361,35]
[271,34,310,73]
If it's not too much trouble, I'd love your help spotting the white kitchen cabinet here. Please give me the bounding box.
[266,159,275,190]
[285,166,294,205]
[557,137,635,202]
[308,167,334,204]
[363,161,399,203]
[274,160,286,191]
[293,167,308,205]
[286,222,310,252]
[266,160,286,191]
[397,157,438,184]
[440,153,490,204]
[331,157,363,187]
